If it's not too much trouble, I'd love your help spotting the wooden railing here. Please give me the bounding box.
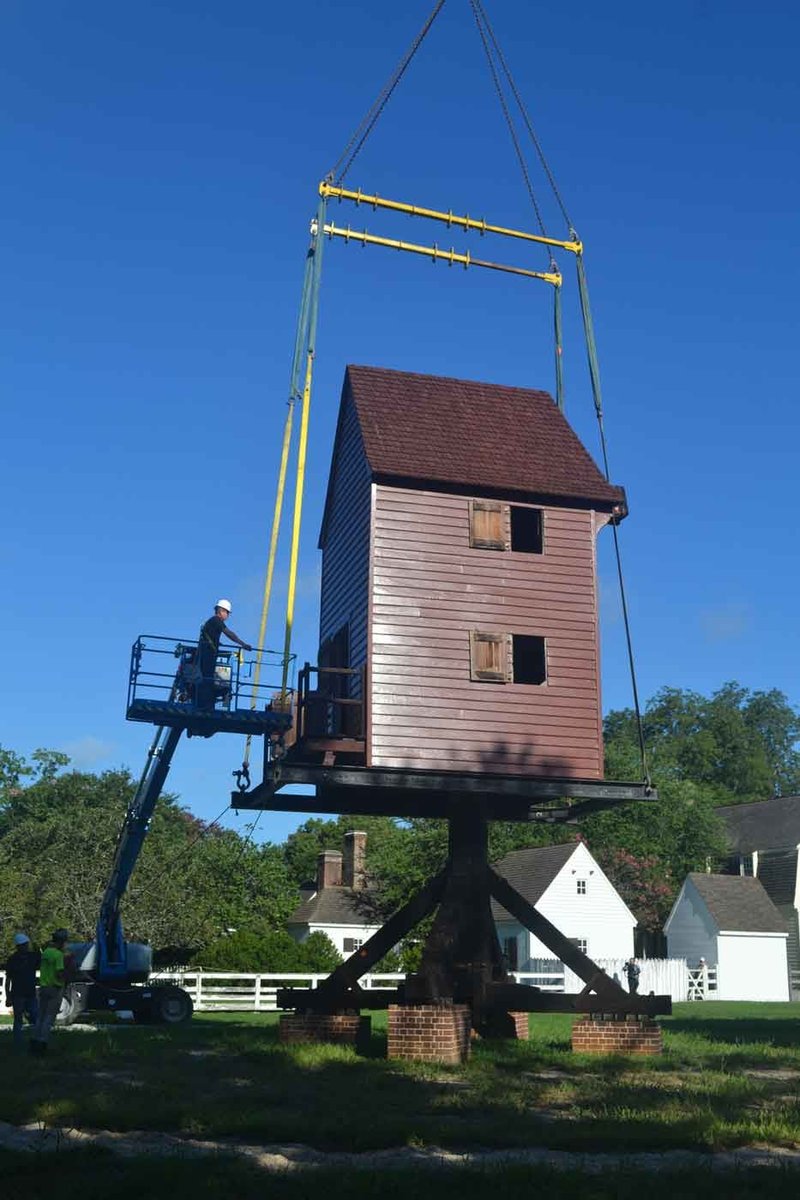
[295,662,367,744]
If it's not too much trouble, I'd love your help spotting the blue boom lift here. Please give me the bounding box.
[62,636,292,1024]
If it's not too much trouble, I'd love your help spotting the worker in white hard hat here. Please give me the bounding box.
[196,599,253,711]
[4,933,41,1047]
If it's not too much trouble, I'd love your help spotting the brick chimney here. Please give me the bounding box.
[342,831,367,890]
[316,849,343,891]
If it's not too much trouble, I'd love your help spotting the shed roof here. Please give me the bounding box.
[490,841,578,921]
[687,872,788,934]
[287,886,382,929]
[343,364,626,509]
[717,795,800,855]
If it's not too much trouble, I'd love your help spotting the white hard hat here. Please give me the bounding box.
[215,598,232,613]
[14,932,30,945]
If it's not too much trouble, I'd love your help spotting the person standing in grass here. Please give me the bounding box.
[624,956,641,995]
[29,928,69,1055]
[4,933,40,1047]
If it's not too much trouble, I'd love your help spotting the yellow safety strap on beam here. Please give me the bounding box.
[323,223,562,286]
[320,181,583,256]
[280,347,314,699]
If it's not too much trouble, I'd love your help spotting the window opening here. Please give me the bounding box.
[510,505,543,553]
[576,879,587,895]
[512,634,546,685]
[569,937,588,954]
[343,937,363,954]
[502,935,519,971]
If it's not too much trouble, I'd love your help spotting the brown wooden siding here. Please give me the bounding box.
[369,485,606,777]
[318,392,371,702]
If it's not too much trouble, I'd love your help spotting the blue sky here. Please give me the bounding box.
[3,0,798,844]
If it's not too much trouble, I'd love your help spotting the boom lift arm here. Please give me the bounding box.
[96,724,183,981]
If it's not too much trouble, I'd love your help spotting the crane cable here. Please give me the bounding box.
[470,0,650,785]
[328,0,448,185]
[238,236,319,785]
[468,0,566,408]
[575,259,651,788]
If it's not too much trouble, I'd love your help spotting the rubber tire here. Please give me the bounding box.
[149,986,193,1024]
[57,984,88,1026]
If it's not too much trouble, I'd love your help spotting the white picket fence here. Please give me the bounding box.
[0,959,716,1014]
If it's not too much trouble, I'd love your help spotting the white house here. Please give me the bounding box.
[491,841,636,970]
[718,795,800,985]
[287,831,383,957]
[665,872,790,1001]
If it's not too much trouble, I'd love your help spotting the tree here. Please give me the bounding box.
[0,749,299,959]
[605,683,800,802]
[598,850,675,931]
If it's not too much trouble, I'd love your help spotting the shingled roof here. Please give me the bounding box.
[718,795,800,855]
[287,887,382,929]
[687,873,788,934]
[343,365,626,509]
[490,841,578,921]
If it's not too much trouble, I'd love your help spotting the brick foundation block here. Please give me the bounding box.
[477,1010,530,1040]
[571,1015,663,1055]
[279,1013,369,1049]
[387,1004,471,1064]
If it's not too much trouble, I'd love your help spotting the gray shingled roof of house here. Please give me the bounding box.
[718,795,800,855]
[687,872,788,933]
[287,887,382,928]
[490,842,578,922]
[344,365,626,508]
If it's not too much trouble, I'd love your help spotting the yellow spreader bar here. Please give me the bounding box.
[322,223,562,286]
[320,181,582,256]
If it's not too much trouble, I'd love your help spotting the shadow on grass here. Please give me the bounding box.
[3,1148,800,1200]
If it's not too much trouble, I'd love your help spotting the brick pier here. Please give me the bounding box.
[387,1004,472,1064]
[279,1013,369,1047]
[571,1015,663,1055]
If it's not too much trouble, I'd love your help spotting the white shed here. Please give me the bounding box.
[665,873,790,1001]
[491,841,636,970]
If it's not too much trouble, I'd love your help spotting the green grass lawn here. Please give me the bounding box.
[1,1002,799,1157]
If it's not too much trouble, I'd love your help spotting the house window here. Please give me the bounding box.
[512,634,547,685]
[343,937,363,954]
[502,936,519,971]
[576,879,587,895]
[470,632,547,685]
[469,630,510,682]
[469,500,545,554]
[510,506,543,553]
[740,855,754,877]
[469,500,509,550]
[569,937,588,955]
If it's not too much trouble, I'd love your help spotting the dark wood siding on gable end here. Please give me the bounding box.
[319,385,372,705]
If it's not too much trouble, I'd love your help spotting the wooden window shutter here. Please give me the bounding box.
[469,500,509,550]
[470,630,511,683]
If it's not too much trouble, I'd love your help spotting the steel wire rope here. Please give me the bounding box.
[474,0,575,235]
[472,1,649,783]
[328,0,447,184]
[468,0,550,245]
[124,800,233,907]
[576,260,651,787]
[238,236,318,784]
[153,810,267,971]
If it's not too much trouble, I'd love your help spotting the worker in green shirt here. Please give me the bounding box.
[29,928,69,1055]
